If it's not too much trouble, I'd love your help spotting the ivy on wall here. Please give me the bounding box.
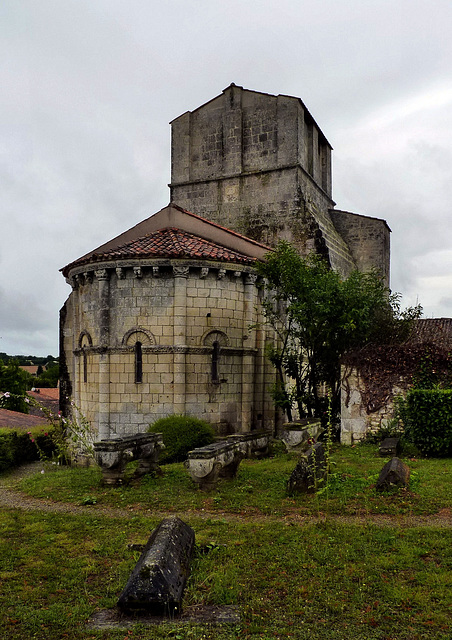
[343,342,452,414]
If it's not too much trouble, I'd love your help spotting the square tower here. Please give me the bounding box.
[170,84,360,277]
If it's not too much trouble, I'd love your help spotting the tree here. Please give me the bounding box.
[256,241,421,423]
[0,360,32,412]
[34,362,59,388]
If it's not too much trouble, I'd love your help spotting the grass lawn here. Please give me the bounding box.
[0,443,451,639]
[14,443,452,517]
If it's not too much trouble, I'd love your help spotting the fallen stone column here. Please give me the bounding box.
[117,516,195,616]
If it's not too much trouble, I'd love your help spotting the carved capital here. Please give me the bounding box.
[84,271,93,284]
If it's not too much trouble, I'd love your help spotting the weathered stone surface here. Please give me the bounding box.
[87,605,240,629]
[185,431,273,490]
[117,517,195,616]
[376,457,410,492]
[185,441,244,491]
[287,442,327,494]
[226,430,273,458]
[379,437,401,457]
[280,420,322,452]
[93,433,165,485]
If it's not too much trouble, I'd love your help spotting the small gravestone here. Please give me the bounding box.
[379,437,400,457]
[376,457,410,492]
[117,516,195,616]
[287,442,327,494]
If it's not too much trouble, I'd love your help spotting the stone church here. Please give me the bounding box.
[60,84,390,442]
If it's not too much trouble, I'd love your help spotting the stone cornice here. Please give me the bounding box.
[66,260,261,288]
[74,345,257,357]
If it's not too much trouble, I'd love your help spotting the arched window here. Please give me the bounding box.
[78,331,93,385]
[202,330,228,384]
[134,341,143,384]
[122,328,155,385]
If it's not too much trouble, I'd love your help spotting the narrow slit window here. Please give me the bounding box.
[135,341,143,383]
[83,349,87,383]
[211,341,219,382]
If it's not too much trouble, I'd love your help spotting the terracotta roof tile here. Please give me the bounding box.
[410,318,452,348]
[68,227,257,271]
[0,408,51,430]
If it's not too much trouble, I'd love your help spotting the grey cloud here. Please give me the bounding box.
[2,0,452,354]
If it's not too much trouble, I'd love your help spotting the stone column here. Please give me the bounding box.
[173,266,189,415]
[96,268,110,440]
[241,273,257,432]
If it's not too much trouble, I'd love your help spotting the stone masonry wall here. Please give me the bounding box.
[61,260,276,441]
[170,85,360,278]
[340,366,408,445]
[330,210,391,286]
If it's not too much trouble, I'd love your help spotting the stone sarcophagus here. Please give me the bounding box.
[93,432,165,485]
[280,419,322,452]
[227,429,273,458]
[185,440,243,491]
[185,430,272,490]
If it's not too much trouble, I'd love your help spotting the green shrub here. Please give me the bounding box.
[0,427,56,473]
[148,415,215,463]
[399,388,452,457]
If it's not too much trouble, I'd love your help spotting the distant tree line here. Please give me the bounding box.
[0,353,58,367]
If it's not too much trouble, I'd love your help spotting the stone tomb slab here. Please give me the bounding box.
[117,516,195,616]
[287,442,327,494]
[87,605,240,630]
[376,457,410,492]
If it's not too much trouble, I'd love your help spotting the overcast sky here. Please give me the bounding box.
[2,0,452,357]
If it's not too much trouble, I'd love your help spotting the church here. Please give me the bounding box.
[60,84,390,442]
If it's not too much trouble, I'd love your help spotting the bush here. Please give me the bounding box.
[148,415,215,463]
[398,389,452,457]
[0,428,55,473]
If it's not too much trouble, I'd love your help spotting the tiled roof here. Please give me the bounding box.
[28,388,59,402]
[410,318,452,348]
[0,408,51,431]
[67,227,257,271]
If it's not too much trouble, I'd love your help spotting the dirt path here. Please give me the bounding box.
[1,462,451,528]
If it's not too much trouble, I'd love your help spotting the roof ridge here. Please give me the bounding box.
[67,224,258,270]
[168,203,272,251]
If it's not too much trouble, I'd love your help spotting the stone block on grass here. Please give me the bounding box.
[287,442,327,494]
[379,437,401,457]
[117,516,195,616]
[375,457,410,492]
